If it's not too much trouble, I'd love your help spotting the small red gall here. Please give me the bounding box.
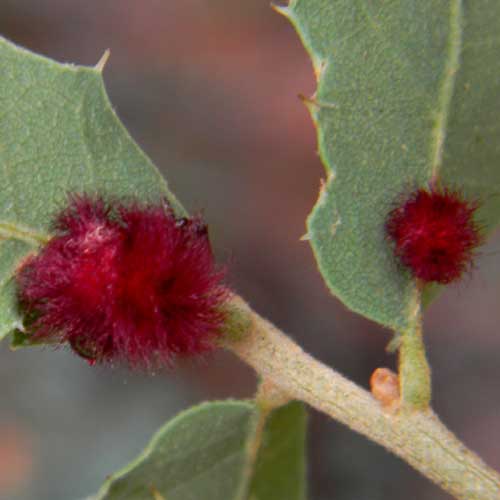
[17,194,229,368]
[385,186,482,284]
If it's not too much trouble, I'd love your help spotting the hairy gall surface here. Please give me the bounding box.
[386,187,481,284]
[17,195,228,368]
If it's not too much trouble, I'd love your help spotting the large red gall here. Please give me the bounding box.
[17,195,229,368]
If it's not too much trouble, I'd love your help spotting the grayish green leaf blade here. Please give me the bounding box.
[0,36,184,340]
[281,1,500,329]
[0,239,32,338]
[248,401,307,500]
[96,400,307,500]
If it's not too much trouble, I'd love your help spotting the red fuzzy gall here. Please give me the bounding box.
[17,195,229,368]
[385,187,482,284]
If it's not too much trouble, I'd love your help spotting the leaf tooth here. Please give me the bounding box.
[313,57,328,83]
[271,3,292,18]
[95,49,111,73]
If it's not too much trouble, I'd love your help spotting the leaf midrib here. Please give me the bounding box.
[430,0,463,180]
[235,406,270,500]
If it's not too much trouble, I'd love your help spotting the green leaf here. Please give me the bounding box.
[280,1,500,330]
[0,36,184,340]
[247,401,307,500]
[96,400,307,500]
[0,239,31,338]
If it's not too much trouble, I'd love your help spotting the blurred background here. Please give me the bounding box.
[1,1,499,499]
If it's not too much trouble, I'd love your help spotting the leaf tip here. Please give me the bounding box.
[271,3,291,18]
[95,49,111,72]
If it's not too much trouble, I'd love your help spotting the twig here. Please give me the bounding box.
[224,296,500,500]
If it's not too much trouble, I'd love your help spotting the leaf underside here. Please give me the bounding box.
[282,0,500,330]
[0,36,184,341]
[96,401,307,500]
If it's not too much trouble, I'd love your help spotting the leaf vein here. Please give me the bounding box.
[0,221,49,246]
[431,0,463,180]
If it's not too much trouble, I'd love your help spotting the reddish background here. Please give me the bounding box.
[1,2,499,499]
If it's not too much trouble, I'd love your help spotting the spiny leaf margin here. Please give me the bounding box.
[279,0,500,330]
[0,36,184,341]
